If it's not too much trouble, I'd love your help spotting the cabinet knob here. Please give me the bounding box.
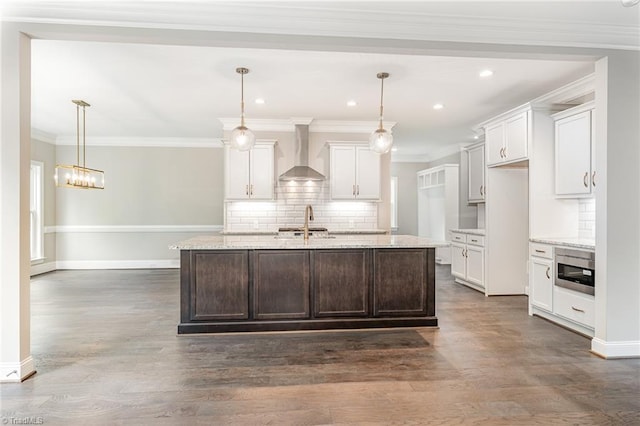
[583,172,589,188]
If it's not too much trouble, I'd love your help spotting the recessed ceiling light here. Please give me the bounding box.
[347,100,357,107]
[479,69,494,78]
[391,147,398,152]
[255,98,265,104]
[433,103,444,110]
[474,135,479,140]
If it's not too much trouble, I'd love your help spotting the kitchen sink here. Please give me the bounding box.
[275,227,335,239]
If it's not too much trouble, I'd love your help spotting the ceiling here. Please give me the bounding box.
[9,1,639,160]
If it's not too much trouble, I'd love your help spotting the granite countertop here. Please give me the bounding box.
[220,229,388,236]
[450,228,486,236]
[170,234,448,250]
[530,237,595,250]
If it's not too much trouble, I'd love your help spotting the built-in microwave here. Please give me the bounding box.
[555,247,595,295]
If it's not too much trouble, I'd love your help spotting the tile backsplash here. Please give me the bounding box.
[579,198,596,239]
[224,181,378,232]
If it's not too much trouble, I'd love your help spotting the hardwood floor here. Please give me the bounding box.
[2,266,639,425]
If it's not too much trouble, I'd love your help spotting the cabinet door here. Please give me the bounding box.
[485,123,504,166]
[451,242,466,280]
[504,112,528,162]
[254,250,310,319]
[530,257,553,312]
[466,245,484,287]
[330,145,357,199]
[190,251,249,320]
[355,147,381,200]
[373,249,427,316]
[249,144,274,200]
[468,145,485,202]
[225,147,250,199]
[555,110,592,196]
[313,250,369,317]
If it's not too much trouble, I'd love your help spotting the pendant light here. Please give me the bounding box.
[369,72,393,154]
[54,100,105,189]
[229,67,256,151]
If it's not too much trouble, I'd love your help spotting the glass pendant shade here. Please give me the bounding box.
[370,72,393,154]
[369,128,393,154]
[230,125,256,151]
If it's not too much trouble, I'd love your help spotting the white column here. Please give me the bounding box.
[592,52,640,358]
[0,26,34,382]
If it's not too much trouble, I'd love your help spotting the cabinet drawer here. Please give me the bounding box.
[451,233,466,243]
[530,243,553,259]
[466,235,484,247]
[553,287,594,329]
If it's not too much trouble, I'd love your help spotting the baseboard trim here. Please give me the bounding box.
[591,337,640,359]
[56,259,180,270]
[30,261,57,276]
[0,356,36,383]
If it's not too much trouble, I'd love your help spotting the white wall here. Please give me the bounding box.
[390,162,428,235]
[53,144,225,267]
[30,138,57,273]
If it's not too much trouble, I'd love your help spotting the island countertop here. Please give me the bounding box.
[170,234,448,250]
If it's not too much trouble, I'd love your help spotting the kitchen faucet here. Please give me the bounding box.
[303,204,314,240]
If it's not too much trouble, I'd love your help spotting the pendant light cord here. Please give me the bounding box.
[240,71,245,128]
[379,76,385,131]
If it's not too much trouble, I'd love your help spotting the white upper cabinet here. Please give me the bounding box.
[224,142,275,200]
[467,143,485,203]
[553,103,595,197]
[485,109,530,167]
[330,143,380,200]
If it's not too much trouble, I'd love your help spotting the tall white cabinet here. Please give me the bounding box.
[417,164,459,264]
[466,143,485,203]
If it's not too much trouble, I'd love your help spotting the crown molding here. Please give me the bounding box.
[311,120,396,134]
[3,2,638,50]
[54,136,223,148]
[31,128,57,144]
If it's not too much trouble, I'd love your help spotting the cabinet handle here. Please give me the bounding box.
[545,267,551,279]
[357,185,360,196]
[592,171,596,187]
[480,185,484,197]
[571,306,585,313]
[471,239,477,243]
[245,185,249,195]
[352,185,356,196]
[499,147,504,158]
[535,249,546,253]
[503,147,507,158]
[464,248,468,257]
[250,184,253,195]
[583,172,589,188]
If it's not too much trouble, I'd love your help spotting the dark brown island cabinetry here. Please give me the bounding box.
[178,247,436,333]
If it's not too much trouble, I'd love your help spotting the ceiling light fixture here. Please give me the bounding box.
[479,69,494,78]
[54,100,104,189]
[255,98,265,104]
[347,100,357,107]
[369,72,393,154]
[229,67,255,151]
[433,103,444,110]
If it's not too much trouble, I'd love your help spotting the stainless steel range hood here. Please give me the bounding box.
[279,124,325,181]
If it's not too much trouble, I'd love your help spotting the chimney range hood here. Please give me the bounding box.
[279,124,325,181]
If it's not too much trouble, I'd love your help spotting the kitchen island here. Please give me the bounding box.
[170,235,447,334]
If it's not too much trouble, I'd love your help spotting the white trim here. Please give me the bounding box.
[0,357,35,383]
[30,261,56,276]
[47,225,223,234]
[591,337,640,359]
[532,73,596,106]
[55,136,224,148]
[56,260,180,270]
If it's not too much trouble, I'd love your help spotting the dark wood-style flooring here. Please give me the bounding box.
[1,266,639,425]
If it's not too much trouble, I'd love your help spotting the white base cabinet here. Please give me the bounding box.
[451,231,485,293]
[528,242,595,337]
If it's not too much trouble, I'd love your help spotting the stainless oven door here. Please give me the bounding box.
[555,248,595,295]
